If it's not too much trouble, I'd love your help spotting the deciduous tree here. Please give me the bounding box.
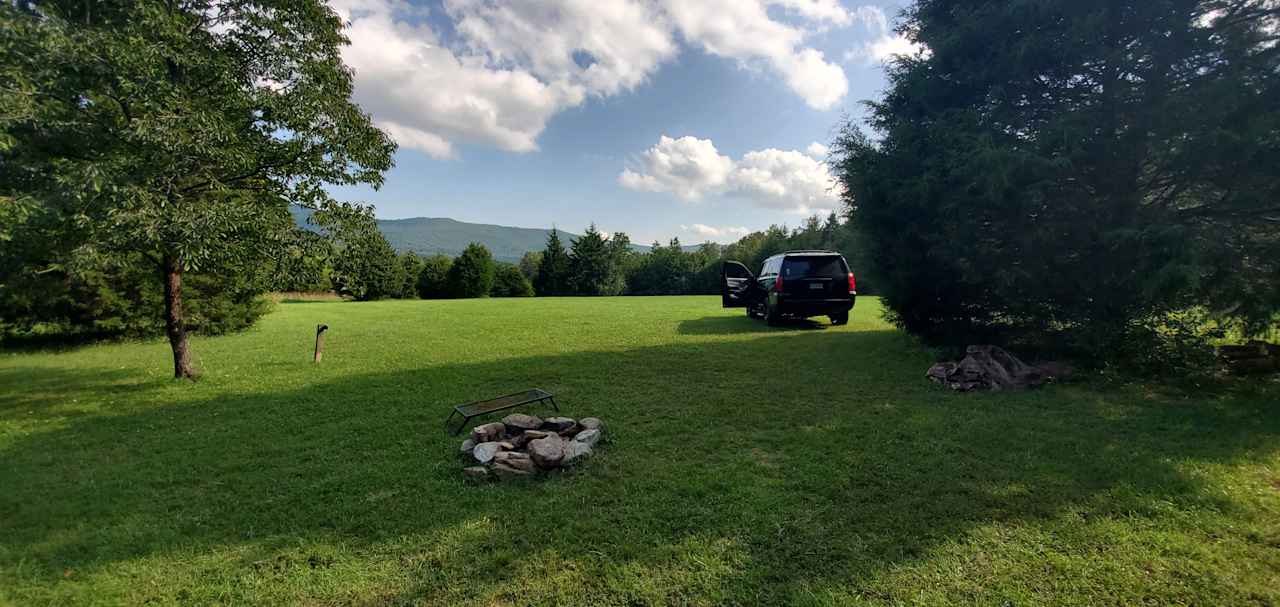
[491,262,534,297]
[397,252,424,299]
[0,0,395,377]
[417,255,453,299]
[518,251,543,283]
[313,203,402,301]
[447,243,495,299]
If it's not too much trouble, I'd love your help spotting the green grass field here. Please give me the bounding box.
[2,296,1278,606]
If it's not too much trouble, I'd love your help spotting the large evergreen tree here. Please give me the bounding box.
[534,229,570,296]
[0,0,395,377]
[568,224,625,296]
[834,0,1280,351]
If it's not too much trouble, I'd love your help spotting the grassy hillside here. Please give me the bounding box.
[2,297,1278,605]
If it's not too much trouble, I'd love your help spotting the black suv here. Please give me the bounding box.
[720,251,856,326]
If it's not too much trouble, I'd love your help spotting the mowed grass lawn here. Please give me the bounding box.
[2,297,1279,606]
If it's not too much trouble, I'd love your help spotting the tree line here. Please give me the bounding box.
[523,214,863,297]
[344,213,864,301]
[278,212,865,301]
[271,204,534,301]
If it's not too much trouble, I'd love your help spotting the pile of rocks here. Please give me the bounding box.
[927,345,1069,391]
[460,413,604,480]
[1218,341,1280,374]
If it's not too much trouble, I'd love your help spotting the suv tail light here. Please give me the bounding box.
[773,274,784,292]
[848,272,857,293]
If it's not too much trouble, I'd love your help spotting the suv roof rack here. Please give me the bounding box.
[762,249,841,261]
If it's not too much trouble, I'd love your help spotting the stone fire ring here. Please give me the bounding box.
[459,414,604,480]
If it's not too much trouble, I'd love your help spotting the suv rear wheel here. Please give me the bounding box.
[829,312,848,325]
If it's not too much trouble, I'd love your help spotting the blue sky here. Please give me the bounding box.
[327,0,915,244]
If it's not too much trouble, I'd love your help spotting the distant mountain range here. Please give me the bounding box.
[377,216,586,262]
[290,206,700,262]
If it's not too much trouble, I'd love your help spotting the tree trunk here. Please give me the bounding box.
[163,254,197,379]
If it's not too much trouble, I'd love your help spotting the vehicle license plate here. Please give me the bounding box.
[809,283,823,290]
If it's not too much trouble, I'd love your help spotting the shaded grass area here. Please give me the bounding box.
[1,297,1278,605]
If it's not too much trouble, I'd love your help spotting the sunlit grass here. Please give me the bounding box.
[2,297,1278,605]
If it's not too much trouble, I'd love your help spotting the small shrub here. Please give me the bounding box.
[1103,312,1221,379]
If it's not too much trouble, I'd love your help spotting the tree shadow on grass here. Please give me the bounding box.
[677,314,829,335]
[0,366,161,421]
[278,299,344,304]
[2,329,1279,605]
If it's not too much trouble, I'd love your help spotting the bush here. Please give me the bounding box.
[182,273,274,336]
[0,251,269,344]
[447,243,494,298]
[1107,312,1221,380]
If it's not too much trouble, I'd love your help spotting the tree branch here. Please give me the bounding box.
[178,149,306,195]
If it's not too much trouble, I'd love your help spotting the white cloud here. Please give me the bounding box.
[768,0,853,27]
[661,0,848,109]
[805,141,829,158]
[862,33,925,63]
[621,135,842,214]
[618,135,735,201]
[374,120,456,159]
[777,48,849,110]
[329,0,858,157]
[843,5,927,65]
[682,224,752,239]
[730,148,840,214]
[333,0,582,156]
[443,0,677,97]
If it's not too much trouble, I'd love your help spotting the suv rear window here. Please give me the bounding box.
[782,256,846,279]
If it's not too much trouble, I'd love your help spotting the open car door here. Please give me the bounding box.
[721,261,755,308]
